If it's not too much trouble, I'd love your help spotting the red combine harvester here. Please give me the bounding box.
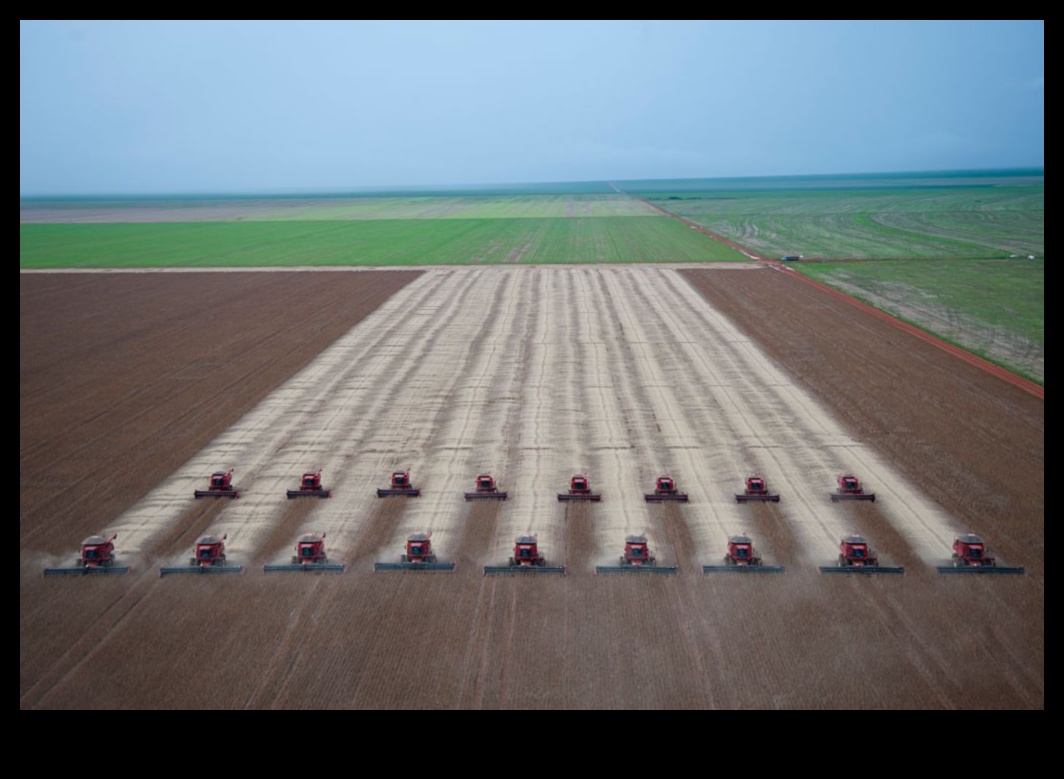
[464,473,507,501]
[375,533,455,571]
[377,470,420,498]
[820,535,903,575]
[703,535,785,574]
[287,469,331,499]
[937,534,1024,575]
[735,475,780,503]
[558,474,601,502]
[597,535,677,574]
[160,533,243,576]
[194,470,240,499]
[263,533,345,573]
[830,474,875,503]
[485,536,566,574]
[644,476,689,503]
[44,534,131,576]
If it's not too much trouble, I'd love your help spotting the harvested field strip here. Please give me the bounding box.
[110,267,963,575]
[680,267,1043,577]
[114,270,489,564]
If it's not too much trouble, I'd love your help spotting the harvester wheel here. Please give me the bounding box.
[724,556,734,566]
[838,555,849,568]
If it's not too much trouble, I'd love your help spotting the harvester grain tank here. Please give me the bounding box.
[830,474,875,503]
[375,533,455,571]
[484,536,566,575]
[160,534,244,576]
[287,469,331,499]
[703,535,785,574]
[936,534,1024,575]
[377,470,420,498]
[43,534,131,576]
[596,535,677,574]
[735,475,780,503]
[464,473,507,501]
[558,474,601,502]
[644,476,689,503]
[263,533,345,573]
[819,535,903,575]
[194,469,240,499]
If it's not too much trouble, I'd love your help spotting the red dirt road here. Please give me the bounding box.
[20,269,1043,709]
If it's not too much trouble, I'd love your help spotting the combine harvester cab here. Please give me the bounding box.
[375,533,455,572]
[194,469,240,499]
[286,469,331,499]
[376,470,421,498]
[735,475,780,504]
[464,473,507,501]
[558,474,601,502]
[820,536,903,575]
[596,535,677,574]
[264,533,345,573]
[160,534,244,577]
[830,474,875,503]
[937,535,1024,575]
[644,475,689,503]
[703,535,784,574]
[485,536,566,575]
[44,533,131,576]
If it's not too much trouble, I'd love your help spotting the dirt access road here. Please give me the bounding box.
[20,267,1043,709]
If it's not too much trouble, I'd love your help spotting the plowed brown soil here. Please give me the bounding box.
[20,267,1043,709]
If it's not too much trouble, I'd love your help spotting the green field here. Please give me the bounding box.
[800,258,1044,382]
[634,187,1044,260]
[18,174,1044,381]
[20,194,657,222]
[624,170,1044,261]
[19,217,748,268]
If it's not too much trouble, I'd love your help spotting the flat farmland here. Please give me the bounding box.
[630,178,1044,260]
[20,194,659,222]
[20,266,1042,709]
[20,217,746,268]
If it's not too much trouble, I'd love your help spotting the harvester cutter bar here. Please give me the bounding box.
[484,565,567,575]
[43,566,131,576]
[830,494,875,503]
[644,494,689,503]
[263,563,346,574]
[160,565,244,577]
[377,488,421,498]
[596,564,678,575]
[194,490,239,499]
[936,565,1025,576]
[819,565,903,575]
[702,565,785,574]
[286,489,331,499]
[465,492,508,501]
[735,494,780,503]
[374,561,456,572]
[558,494,601,502]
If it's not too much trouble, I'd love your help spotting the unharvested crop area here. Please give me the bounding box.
[630,176,1044,260]
[798,259,1044,383]
[20,267,1043,709]
[19,194,659,222]
[19,217,746,268]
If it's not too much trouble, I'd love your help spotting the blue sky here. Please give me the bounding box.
[19,20,1044,195]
